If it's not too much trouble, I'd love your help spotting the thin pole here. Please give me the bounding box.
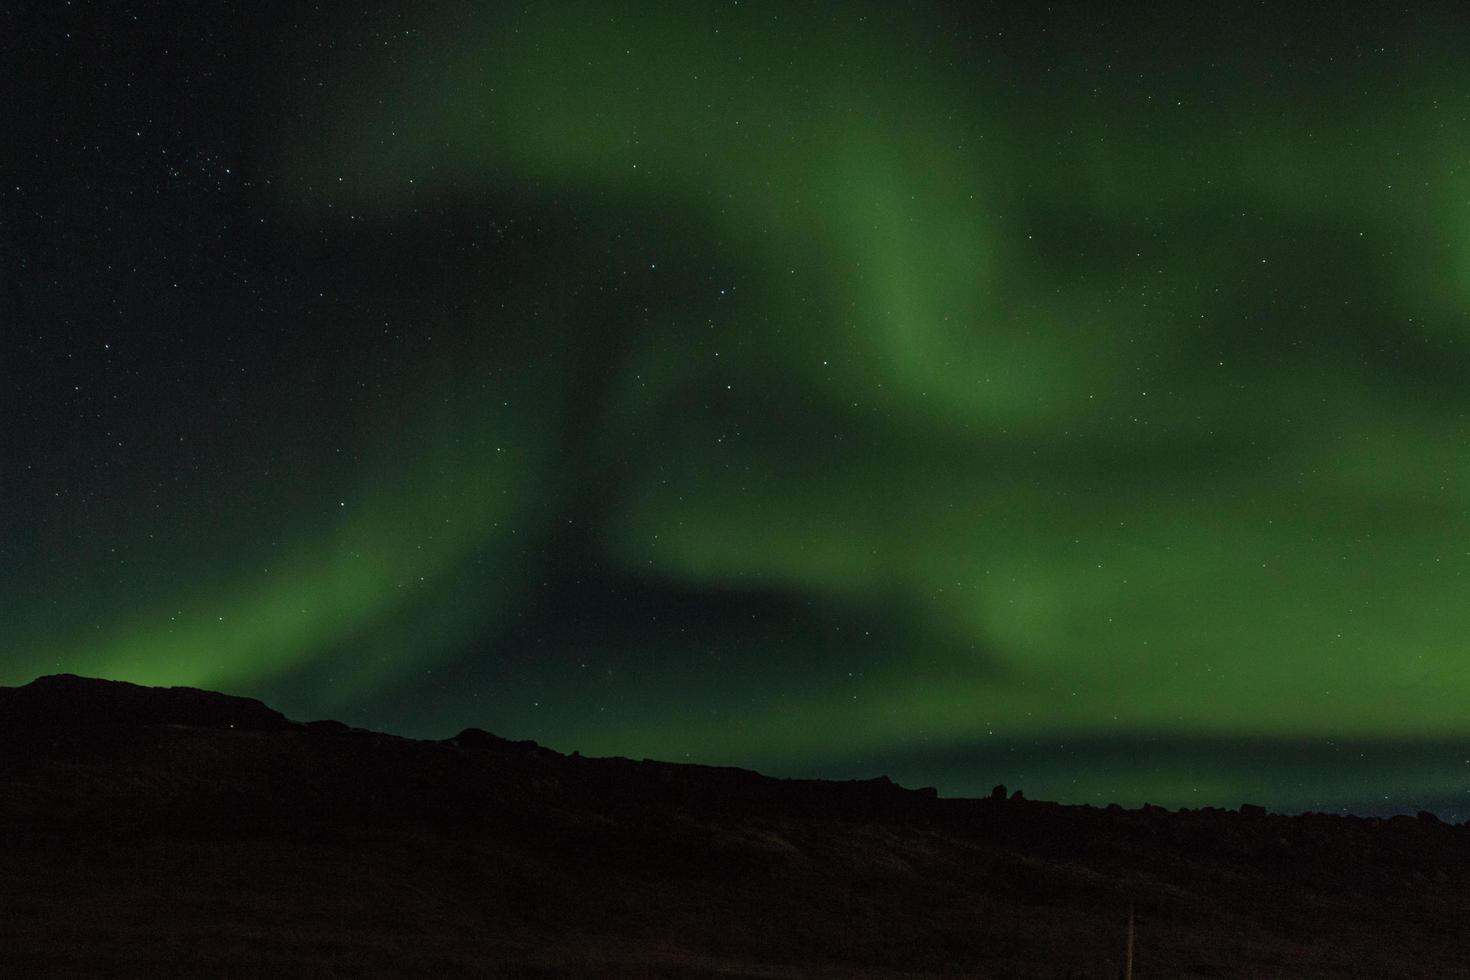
[1124,902,1135,980]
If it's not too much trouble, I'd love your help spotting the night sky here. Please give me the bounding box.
[8,1,1470,818]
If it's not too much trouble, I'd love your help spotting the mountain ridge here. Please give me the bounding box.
[2,673,1467,978]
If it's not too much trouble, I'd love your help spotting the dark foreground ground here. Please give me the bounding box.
[1,675,1466,978]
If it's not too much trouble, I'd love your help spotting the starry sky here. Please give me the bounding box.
[8,1,1470,818]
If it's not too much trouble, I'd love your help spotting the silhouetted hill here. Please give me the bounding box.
[0,674,294,732]
[1,675,1467,978]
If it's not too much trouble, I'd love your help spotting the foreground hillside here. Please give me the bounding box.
[0,675,1466,978]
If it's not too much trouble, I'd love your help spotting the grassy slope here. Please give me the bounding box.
[1,721,1467,979]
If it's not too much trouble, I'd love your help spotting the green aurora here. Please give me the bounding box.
[8,1,1470,816]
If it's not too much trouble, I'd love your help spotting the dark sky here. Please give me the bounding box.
[7,1,1470,818]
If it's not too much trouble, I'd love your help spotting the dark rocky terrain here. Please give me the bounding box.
[0,674,1466,978]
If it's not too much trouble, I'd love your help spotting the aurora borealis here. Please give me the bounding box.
[8,2,1470,817]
